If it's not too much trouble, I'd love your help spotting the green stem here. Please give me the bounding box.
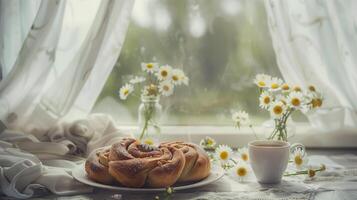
[139,118,149,140]
[249,125,258,139]
[139,103,155,140]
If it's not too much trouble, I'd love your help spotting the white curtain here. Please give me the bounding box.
[0,0,134,133]
[265,0,357,129]
[0,0,135,198]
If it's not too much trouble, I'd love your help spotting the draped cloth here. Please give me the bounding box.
[0,0,135,198]
[0,114,131,199]
[265,0,357,130]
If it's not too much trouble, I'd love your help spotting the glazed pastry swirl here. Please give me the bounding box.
[86,138,212,188]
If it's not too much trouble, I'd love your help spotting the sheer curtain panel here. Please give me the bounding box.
[0,0,134,134]
[265,0,357,130]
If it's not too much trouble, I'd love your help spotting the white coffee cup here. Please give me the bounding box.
[248,140,305,184]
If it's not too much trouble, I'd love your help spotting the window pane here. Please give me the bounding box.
[93,0,306,125]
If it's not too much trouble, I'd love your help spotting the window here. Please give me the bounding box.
[93,0,306,125]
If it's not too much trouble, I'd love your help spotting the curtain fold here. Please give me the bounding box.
[0,0,66,130]
[0,0,134,134]
[0,0,41,79]
[265,0,357,129]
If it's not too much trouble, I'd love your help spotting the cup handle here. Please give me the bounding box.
[290,143,306,157]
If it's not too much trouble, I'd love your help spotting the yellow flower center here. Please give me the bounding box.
[293,86,302,92]
[144,138,154,145]
[258,81,266,87]
[312,98,322,108]
[263,96,270,104]
[236,167,247,177]
[291,98,301,106]
[147,84,158,95]
[271,83,279,89]
[308,169,315,178]
[146,63,153,69]
[219,151,229,160]
[282,84,290,90]
[163,85,170,91]
[294,155,303,166]
[308,85,316,92]
[273,105,283,115]
[241,153,248,161]
[207,139,213,145]
[123,89,129,96]
[161,70,168,77]
[172,75,179,81]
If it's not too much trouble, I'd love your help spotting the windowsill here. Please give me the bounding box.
[118,124,357,148]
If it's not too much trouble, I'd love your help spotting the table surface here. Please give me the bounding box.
[21,149,357,200]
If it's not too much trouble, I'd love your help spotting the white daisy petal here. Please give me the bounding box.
[119,83,134,100]
[141,62,159,73]
[237,147,249,162]
[215,144,233,163]
[129,76,146,84]
[259,91,273,109]
[199,136,216,149]
[158,81,174,96]
[287,91,304,109]
[232,111,250,128]
[171,69,186,85]
[270,101,286,119]
[269,77,283,91]
[230,161,250,182]
[254,74,271,88]
[292,149,308,170]
[156,65,173,81]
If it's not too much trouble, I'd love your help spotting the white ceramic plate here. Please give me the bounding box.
[72,163,224,192]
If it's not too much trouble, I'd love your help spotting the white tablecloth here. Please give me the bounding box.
[3,150,355,200]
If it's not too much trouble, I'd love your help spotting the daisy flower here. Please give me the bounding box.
[232,111,250,128]
[308,85,316,92]
[254,74,271,88]
[143,137,154,146]
[199,136,216,149]
[292,149,308,170]
[259,91,272,109]
[171,69,186,85]
[287,91,304,109]
[237,147,249,162]
[158,81,174,96]
[156,65,172,81]
[231,161,250,182]
[307,167,316,179]
[310,92,323,108]
[119,84,134,100]
[269,77,283,91]
[141,62,159,73]
[292,85,302,92]
[270,101,286,119]
[129,76,146,84]
[281,83,290,93]
[215,144,233,163]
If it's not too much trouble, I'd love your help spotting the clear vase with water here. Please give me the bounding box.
[137,95,162,144]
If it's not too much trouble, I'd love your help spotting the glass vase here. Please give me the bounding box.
[268,119,296,142]
[137,95,162,144]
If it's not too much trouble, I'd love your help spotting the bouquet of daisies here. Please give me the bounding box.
[119,62,188,140]
[233,74,323,141]
[251,74,323,141]
[119,63,188,100]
